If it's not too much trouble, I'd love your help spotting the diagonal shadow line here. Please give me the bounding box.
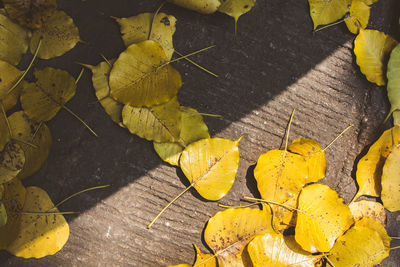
[1,0,399,265]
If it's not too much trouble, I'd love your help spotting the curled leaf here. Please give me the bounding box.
[168,0,221,14]
[308,0,351,30]
[248,232,319,267]
[0,14,30,65]
[295,184,353,253]
[7,186,70,258]
[204,207,273,266]
[354,29,398,86]
[116,12,177,60]
[30,10,80,59]
[122,97,181,143]
[8,111,52,179]
[0,142,25,185]
[381,144,400,211]
[3,0,57,29]
[20,67,76,122]
[180,137,242,201]
[345,0,371,34]
[387,44,400,124]
[355,125,400,199]
[0,59,23,112]
[109,40,182,107]
[154,106,209,166]
[349,200,386,226]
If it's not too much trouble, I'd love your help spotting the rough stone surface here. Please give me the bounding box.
[0,0,399,266]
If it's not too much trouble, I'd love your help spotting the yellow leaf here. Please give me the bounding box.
[248,232,320,267]
[3,0,57,30]
[168,265,191,267]
[0,114,11,152]
[180,137,241,200]
[0,178,26,249]
[270,194,297,231]
[0,201,6,228]
[308,0,351,30]
[84,60,124,126]
[7,186,70,258]
[287,138,326,183]
[122,97,182,143]
[295,184,353,253]
[8,111,52,179]
[0,14,29,65]
[327,220,390,267]
[20,67,76,122]
[0,142,25,185]
[381,144,400,211]
[361,0,379,5]
[345,0,370,34]
[167,0,221,14]
[194,244,217,267]
[204,207,273,267]
[30,10,80,59]
[0,60,23,112]
[254,150,308,204]
[355,217,391,248]
[218,0,256,31]
[354,29,398,86]
[116,12,177,60]
[154,106,210,166]
[349,200,386,226]
[387,44,400,124]
[355,125,400,199]
[109,40,182,107]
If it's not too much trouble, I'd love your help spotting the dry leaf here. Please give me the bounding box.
[345,0,371,34]
[0,115,11,152]
[0,142,25,185]
[381,144,400,211]
[154,106,210,166]
[0,14,30,65]
[109,40,182,107]
[180,137,241,201]
[349,200,386,226]
[116,12,177,60]
[168,0,221,14]
[355,217,391,248]
[387,44,400,124]
[30,10,80,59]
[0,59,23,112]
[354,29,398,86]
[122,97,182,143]
[295,184,353,253]
[204,207,273,267]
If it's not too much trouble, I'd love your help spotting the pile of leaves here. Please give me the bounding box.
[0,0,97,259]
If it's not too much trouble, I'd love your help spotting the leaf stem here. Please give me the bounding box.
[62,105,98,137]
[148,1,166,40]
[12,137,38,149]
[390,237,400,240]
[168,45,216,64]
[284,109,295,152]
[55,185,110,208]
[0,102,12,136]
[7,39,42,95]
[323,125,353,152]
[324,255,336,267]
[75,68,85,85]
[181,107,222,118]
[218,202,262,209]
[390,245,400,250]
[175,50,218,78]
[314,19,346,33]
[100,54,112,67]
[148,184,193,229]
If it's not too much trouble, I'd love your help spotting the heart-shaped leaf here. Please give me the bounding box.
[381,144,400,211]
[308,0,351,30]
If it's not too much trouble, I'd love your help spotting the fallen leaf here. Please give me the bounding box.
[180,137,241,201]
[30,10,80,59]
[354,29,398,86]
[20,67,76,122]
[204,207,273,267]
[8,111,52,179]
[115,12,177,60]
[254,150,308,204]
[355,217,391,248]
[270,194,297,231]
[0,142,25,185]
[287,137,326,183]
[387,44,400,123]
[248,232,320,267]
[349,200,386,226]
[122,97,182,143]
[0,201,6,228]
[327,219,390,267]
[84,60,124,126]
[295,184,353,253]
[154,106,210,166]
[193,244,217,267]
[308,0,351,30]
[0,59,23,112]
[3,0,57,29]
[381,144,400,211]
[7,186,70,258]
[0,14,30,65]
[0,114,11,151]
[109,40,182,107]
[0,178,26,249]
[355,125,400,199]
[218,0,256,31]
[345,0,370,34]
[167,0,221,14]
